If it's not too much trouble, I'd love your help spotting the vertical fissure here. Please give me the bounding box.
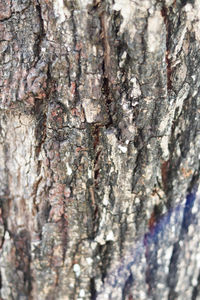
[122,272,134,300]
[34,0,46,64]
[90,277,97,300]
[98,1,113,127]
[161,5,172,90]
[192,271,200,300]
[70,9,82,105]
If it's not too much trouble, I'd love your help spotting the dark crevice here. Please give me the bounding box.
[32,175,42,215]
[98,241,113,283]
[131,140,147,192]
[13,230,32,297]
[92,126,102,187]
[93,125,100,151]
[34,98,47,158]
[148,204,163,232]
[65,51,72,88]
[86,181,99,239]
[97,1,114,128]
[44,202,51,223]
[161,160,170,192]
[102,68,113,127]
[122,272,134,300]
[94,149,102,185]
[108,184,116,208]
[33,1,49,161]
[167,241,180,300]
[34,60,53,158]
[85,124,104,238]
[34,0,46,64]
[180,183,198,238]
[192,271,200,300]
[161,5,172,90]
[90,277,97,300]
[0,15,13,23]
[70,9,82,105]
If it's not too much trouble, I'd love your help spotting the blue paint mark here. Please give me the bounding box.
[181,188,197,234]
[97,186,199,299]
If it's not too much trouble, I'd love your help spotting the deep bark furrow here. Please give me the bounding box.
[0,0,199,299]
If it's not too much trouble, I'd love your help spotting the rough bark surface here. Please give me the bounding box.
[0,0,200,299]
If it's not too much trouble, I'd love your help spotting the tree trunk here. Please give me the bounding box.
[0,0,199,299]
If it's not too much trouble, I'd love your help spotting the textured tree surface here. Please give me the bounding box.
[0,0,200,299]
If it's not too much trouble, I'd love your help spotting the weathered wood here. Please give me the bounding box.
[0,0,199,299]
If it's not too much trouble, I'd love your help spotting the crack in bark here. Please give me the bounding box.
[122,272,133,300]
[131,145,144,192]
[34,60,53,158]
[86,125,103,237]
[70,9,82,105]
[31,175,42,215]
[92,125,103,187]
[98,1,114,127]
[90,277,97,300]
[100,10,110,80]
[35,101,47,157]
[98,241,113,283]
[161,5,172,91]
[13,229,33,297]
[161,160,170,192]
[192,271,200,300]
[34,0,45,65]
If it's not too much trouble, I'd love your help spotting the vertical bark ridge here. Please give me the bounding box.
[0,0,199,299]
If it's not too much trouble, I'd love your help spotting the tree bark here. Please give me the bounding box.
[0,0,200,299]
